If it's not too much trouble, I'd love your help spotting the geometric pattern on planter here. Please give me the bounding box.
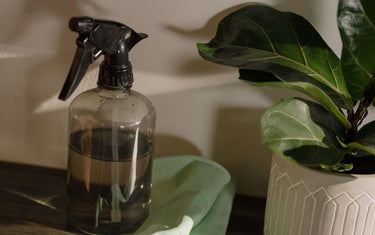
[264,162,375,235]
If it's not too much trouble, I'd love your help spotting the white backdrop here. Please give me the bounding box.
[0,0,343,196]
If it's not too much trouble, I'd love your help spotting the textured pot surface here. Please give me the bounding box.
[264,155,375,235]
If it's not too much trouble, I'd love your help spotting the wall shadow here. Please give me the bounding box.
[153,134,202,159]
[8,1,106,167]
[274,0,314,19]
[165,0,315,40]
[165,3,251,40]
[2,0,101,45]
[211,107,272,197]
[164,3,252,77]
[23,1,104,112]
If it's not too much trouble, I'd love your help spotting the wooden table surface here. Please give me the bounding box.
[0,161,265,235]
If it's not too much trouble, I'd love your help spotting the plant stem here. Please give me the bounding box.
[345,76,375,142]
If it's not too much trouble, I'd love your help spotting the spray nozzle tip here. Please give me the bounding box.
[69,17,94,34]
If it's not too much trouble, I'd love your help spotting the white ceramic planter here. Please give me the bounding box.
[264,155,375,235]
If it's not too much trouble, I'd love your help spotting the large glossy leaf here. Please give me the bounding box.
[338,0,375,100]
[240,69,351,128]
[197,5,352,106]
[261,98,346,166]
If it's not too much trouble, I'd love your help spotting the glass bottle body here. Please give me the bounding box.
[66,87,155,234]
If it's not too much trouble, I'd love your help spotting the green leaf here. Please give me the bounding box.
[321,163,353,172]
[347,142,375,155]
[347,121,375,155]
[239,69,351,128]
[197,5,352,105]
[261,98,346,166]
[338,0,375,100]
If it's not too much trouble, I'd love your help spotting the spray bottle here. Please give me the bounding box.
[58,16,155,234]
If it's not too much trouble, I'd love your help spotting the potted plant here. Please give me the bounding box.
[197,0,375,234]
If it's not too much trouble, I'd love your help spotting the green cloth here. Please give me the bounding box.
[136,155,236,235]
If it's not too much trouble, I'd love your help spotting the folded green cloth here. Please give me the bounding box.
[136,155,236,235]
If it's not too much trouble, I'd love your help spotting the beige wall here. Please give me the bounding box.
[0,0,342,197]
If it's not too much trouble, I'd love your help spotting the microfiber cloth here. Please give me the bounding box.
[135,155,236,235]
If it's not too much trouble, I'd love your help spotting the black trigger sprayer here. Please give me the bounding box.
[59,16,148,100]
[59,17,156,234]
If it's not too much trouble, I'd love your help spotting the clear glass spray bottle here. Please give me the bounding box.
[58,17,155,234]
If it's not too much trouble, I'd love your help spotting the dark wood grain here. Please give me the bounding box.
[0,161,266,234]
[227,195,266,235]
[0,161,78,234]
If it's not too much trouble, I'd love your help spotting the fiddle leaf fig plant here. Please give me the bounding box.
[197,0,375,172]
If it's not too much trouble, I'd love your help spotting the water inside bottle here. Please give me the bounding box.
[67,128,153,234]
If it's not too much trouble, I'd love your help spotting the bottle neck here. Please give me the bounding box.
[97,60,133,90]
[97,39,133,90]
[95,86,130,98]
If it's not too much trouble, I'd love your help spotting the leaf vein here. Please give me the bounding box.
[267,110,320,138]
[242,55,281,62]
[286,17,307,66]
[358,0,375,31]
[245,16,276,53]
[343,43,372,78]
[266,137,321,143]
[221,15,345,93]
[227,42,343,93]
[326,51,339,88]
[276,54,342,92]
